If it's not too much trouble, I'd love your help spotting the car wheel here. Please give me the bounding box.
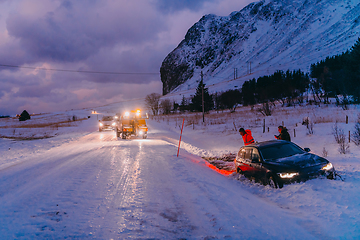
[99,128,102,132]
[327,171,335,180]
[121,133,126,139]
[236,167,243,174]
[143,134,147,139]
[116,130,120,138]
[266,174,279,189]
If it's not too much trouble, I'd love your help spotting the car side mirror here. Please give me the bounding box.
[304,148,311,152]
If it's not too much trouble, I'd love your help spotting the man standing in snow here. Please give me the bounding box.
[275,126,291,141]
[239,128,255,145]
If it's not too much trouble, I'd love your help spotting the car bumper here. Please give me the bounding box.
[278,167,335,184]
[100,125,115,130]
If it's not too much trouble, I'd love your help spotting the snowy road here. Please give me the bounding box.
[0,130,326,239]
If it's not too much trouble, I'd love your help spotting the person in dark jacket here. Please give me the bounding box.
[239,128,255,145]
[275,126,291,141]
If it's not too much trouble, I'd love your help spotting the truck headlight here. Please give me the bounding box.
[279,172,299,178]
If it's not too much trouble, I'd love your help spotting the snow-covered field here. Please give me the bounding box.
[0,103,359,239]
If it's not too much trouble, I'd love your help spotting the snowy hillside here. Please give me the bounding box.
[160,0,360,100]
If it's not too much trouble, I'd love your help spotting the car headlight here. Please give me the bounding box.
[112,122,116,126]
[139,131,143,135]
[279,172,299,178]
[321,163,333,171]
[99,122,103,127]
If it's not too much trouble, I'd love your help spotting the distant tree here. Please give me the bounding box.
[241,79,256,106]
[241,70,309,107]
[213,92,224,111]
[347,37,360,102]
[160,99,172,115]
[219,89,241,112]
[145,93,161,116]
[179,95,189,112]
[283,69,310,105]
[310,37,360,104]
[351,114,360,146]
[191,81,214,112]
[172,101,179,112]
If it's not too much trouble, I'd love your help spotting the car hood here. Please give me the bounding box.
[266,153,328,168]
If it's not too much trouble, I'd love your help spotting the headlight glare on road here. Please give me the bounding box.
[279,172,299,178]
[321,163,333,171]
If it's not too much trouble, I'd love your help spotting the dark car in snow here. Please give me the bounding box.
[234,140,335,188]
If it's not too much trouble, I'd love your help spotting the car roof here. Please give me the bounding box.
[246,140,290,148]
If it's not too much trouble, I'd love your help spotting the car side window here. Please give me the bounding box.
[244,148,252,161]
[252,149,260,162]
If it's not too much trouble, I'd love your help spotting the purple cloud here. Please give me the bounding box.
[0,0,253,115]
[155,0,216,13]
[6,1,166,63]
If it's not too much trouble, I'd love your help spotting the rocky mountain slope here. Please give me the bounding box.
[160,0,360,97]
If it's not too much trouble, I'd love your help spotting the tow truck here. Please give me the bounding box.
[115,110,148,139]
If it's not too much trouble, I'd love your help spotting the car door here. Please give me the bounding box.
[250,148,266,179]
[237,147,257,174]
[236,148,248,173]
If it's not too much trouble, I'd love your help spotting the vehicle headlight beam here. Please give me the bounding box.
[279,172,299,178]
[321,163,333,171]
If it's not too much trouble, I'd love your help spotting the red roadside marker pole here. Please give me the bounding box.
[177,118,185,157]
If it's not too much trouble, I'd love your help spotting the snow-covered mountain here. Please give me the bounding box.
[160,0,360,98]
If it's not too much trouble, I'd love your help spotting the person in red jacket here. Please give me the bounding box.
[239,128,255,145]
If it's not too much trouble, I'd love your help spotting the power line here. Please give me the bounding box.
[0,64,160,75]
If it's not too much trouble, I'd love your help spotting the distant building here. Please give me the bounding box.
[19,110,31,121]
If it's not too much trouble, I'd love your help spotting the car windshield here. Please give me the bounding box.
[102,116,113,121]
[260,143,304,161]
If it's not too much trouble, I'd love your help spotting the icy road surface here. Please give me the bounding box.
[0,131,324,239]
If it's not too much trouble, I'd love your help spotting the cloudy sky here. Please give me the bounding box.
[0,0,253,115]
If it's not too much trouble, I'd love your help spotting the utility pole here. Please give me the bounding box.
[247,62,252,74]
[201,71,205,123]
